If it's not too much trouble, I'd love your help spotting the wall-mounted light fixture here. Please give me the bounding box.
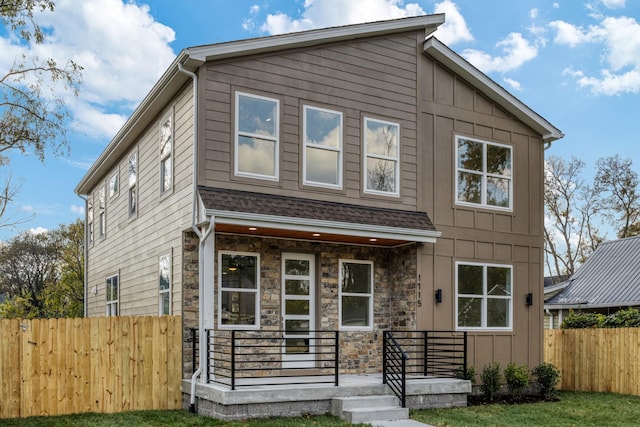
[526,292,533,306]
[435,289,443,304]
[91,286,98,295]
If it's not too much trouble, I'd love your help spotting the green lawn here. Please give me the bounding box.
[1,391,639,427]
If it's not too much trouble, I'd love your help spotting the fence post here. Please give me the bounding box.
[463,331,468,379]
[423,330,428,376]
[334,331,340,386]
[382,331,388,384]
[401,353,407,408]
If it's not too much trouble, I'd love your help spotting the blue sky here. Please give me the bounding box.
[2,0,640,240]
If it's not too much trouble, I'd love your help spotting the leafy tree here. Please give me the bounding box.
[1,0,82,227]
[544,156,602,277]
[0,220,84,318]
[594,155,640,238]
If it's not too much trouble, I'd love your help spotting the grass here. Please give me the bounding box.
[1,392,639,426]
[412,391,640,427]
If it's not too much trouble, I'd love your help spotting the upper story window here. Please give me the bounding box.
[303,106,342,188]
[456,136,512,210]
[456,262,512,330]
[218,251,260,329]
[98,185,105,239]
[235,92,279,180]
[364,117,400,196]
[339,260,374,331]
[106,274,119,316]
[128,151,137,217]
[87,196,94,245]
[109,169,118,199]
[159,253,171,315]
[160,115,173,194]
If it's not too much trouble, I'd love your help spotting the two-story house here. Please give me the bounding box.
[75,14,563,419]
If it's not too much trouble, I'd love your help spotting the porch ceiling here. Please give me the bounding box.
[199,186,441,246]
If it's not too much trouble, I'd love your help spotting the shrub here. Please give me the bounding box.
[504,363,529,399]
[480,362,501,402]
[561,310,605,328]
[532,362,560,399]
[602,308,640,328]
[454,365,477,384]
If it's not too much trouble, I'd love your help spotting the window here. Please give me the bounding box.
[235,92,279,180]
[159,254,171,315]
[109,170,118,198]
[456,262,512,330]
[456,136,512,209]
[218,252,259,328]
[87,196,94,245]
[339,260,374,330]
[303,106,342,188]
[98,185,105,239]
[106,275,119,316]
[128,151,137,216]
[160,115,172,194]
[364,118,400,196]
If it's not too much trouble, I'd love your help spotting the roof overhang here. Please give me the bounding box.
[544,302,640,310]
[423,37,564,144]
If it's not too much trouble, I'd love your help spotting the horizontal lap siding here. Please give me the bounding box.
[86,86,194,317]
[201,32,420,210]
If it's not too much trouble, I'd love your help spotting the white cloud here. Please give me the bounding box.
[553,15,640,95]
[0,0,177,140]
[553,2,560,8]
[503,77,522,91]
[29,227,48,235]
[461,33,538,73]
[259,0,427,35]
[530,8,539,19]
[601,0,625,9]
[433,0,473,45]
[70,205,85,215]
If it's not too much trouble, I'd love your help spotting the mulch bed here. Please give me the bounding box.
[468,394,559,406]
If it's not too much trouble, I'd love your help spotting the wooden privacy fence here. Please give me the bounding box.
[544,328,640,396]
[0,316,182,419]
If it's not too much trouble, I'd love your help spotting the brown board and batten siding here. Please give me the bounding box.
[85,84,195,317]
[199,30,423,211]
[417,53,545,370]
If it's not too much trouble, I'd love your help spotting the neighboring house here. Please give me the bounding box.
[75,14,562,417]
[545,236,640,328]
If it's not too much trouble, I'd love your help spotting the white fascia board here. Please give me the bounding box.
[423,37,564,143]
[207,209,441,243]
[544,302,640,310]
[543,281,571,295]
[187,15,445,62]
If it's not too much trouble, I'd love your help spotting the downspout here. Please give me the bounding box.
[545,308,553,329]
[178,61,215,412]
[78,194,88,318]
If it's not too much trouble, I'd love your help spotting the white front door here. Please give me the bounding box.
[282,253,315,368]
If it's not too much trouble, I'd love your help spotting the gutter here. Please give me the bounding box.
[177,61,216,413]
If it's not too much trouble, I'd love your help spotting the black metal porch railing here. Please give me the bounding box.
[388,330,468,378]
[191,329,340,389]
[382,331,409,407]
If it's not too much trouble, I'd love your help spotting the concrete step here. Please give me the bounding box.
[346,406,409,424]
[332,395,409,424]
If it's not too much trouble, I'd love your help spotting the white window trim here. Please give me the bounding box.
[108,168,119,199]
[159,112,173,195]
[159,252,172,316]
[98,183,106,240]
[106,274,119,317]
[87,194,94,246]
[455,261,513,331]
[454,135,513,211]
[128,149,138,218]
[234,92,280,181]
[302,105,343,189]
[338,259,374,331]
[363,117,401,197]
[217,251,261,330]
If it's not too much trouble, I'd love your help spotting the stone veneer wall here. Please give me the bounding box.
[182,233,418,376]
[182,230,199,378]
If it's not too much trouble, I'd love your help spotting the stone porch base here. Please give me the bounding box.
[182,374,471,420]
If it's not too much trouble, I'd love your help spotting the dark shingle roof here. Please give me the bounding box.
[198,186,436,232]
[545,236,640,307]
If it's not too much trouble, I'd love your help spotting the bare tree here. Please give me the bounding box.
[1,0,82,227]
[594,155,640,238]
[544,156,602,277]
